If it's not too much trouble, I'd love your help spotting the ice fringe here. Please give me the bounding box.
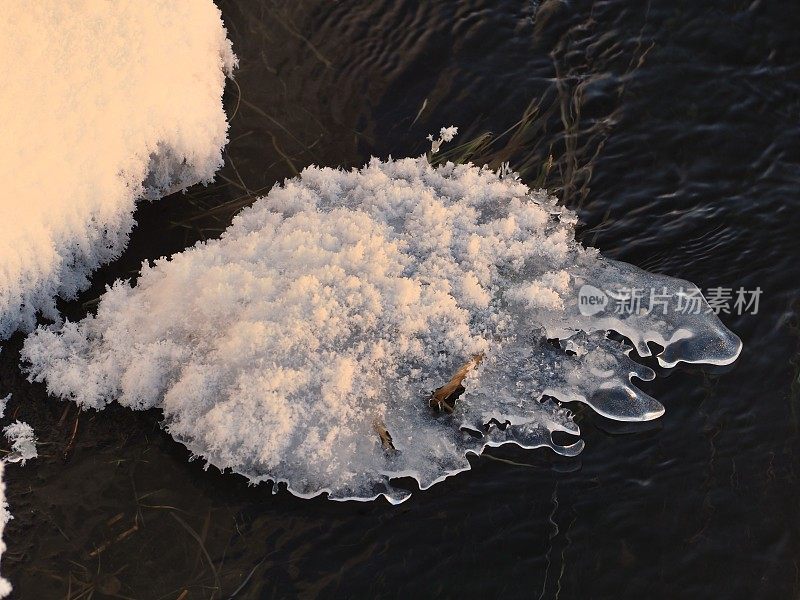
[0,0,236,339]
[22,156,741,504]
[2,423,37,466]
[0,420,34,596]
[0,462,10,598]
[427,126,459,154]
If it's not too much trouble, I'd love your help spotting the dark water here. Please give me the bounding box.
[2,1,799,598]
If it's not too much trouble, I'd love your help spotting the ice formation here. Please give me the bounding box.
[2,422,37,466]
[0,397,8,421]
[0,1,236,338]
[22,157,741,503]
[0,462,10,598]
[428,126,459,154]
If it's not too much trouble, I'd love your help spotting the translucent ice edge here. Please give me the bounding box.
[21,156,741,504]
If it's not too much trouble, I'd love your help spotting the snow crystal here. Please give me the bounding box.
[428,126,459,154]
[2,422,37,466]
[0,1,236,339]
[0,397,8,421]
[22,156,741,503]
[0,462,10,598]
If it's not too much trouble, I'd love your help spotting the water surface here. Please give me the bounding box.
[2,1,799,597]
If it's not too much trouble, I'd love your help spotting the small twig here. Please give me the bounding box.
[64,413,80,460]
[481,453,539,468]
[372,418,395,452]
[227,557,266,599]
[271,9,331,67]
[58,405,71,428]
[410,97,428,128]
[88,522,139,558]
[430,353,484,413]
[170,513,220,597]
[193,511,212,573]
[225,150,251,196]
[228,76,243,123]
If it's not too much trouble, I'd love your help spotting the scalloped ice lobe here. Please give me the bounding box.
[22,156,741,504]
[0,0,236,339]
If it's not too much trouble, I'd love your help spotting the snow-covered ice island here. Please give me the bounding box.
[0,0,740,511]
[21,140,742,504]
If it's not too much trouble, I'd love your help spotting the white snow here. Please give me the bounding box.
[2,422,37,466]
[0,0,236,339]
[0,419,32,596]
[0,397,8,421]
[22,156,741,503]
[0,462,10,598]
[428,126,459,154]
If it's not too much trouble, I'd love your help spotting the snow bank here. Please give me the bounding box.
[0,0,236,338]
[22,157,741,503]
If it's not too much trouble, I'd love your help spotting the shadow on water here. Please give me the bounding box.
[2,0,800,597]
